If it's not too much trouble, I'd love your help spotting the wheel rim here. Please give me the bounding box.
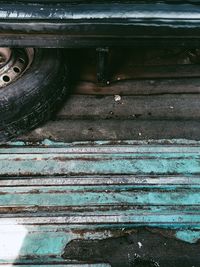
[0,48,34,88]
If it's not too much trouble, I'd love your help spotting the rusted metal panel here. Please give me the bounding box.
[22,119,200,141]
[1,2,200,47]
[0,140,199,265]
[2,142,200,176]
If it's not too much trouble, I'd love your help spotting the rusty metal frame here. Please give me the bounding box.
[1,2,200,47]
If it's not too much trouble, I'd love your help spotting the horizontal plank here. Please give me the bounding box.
[0,214,200,226]
[0,144,197,227]
[20,119,200,142]
[0,204,199,215]
[0,175,200,186]
[5,143,200,154]
[73,78,200,95]
[110,64,200,80]
[1,186,200,207]
[0,143,198,226]
[79,64,200,82]
[0,142,198,265]
[58,94,200,120]
[1,146,200,175]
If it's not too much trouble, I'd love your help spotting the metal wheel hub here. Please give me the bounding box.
[0,48,34,88]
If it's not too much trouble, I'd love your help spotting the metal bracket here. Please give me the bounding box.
[96,47,110,86]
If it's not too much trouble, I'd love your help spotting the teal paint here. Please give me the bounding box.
[176,230,200,243]
[1,140,200,263]
[1,152,200,175]
[20,232,69,256]
[1,188,200,206]
[7,138,200,147]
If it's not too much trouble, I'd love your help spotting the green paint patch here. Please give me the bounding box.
[0,139,199,263]
[176,230,200,243]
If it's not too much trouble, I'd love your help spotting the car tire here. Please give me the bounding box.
[0,48,68,142]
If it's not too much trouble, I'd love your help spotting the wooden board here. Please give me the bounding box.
[58,94,200,120]
[0,141,200,266]
[73,79,200,95]
[5,47,200,266]
[19,119,200,142]
[17,93,200,142]
[18,47,200,142]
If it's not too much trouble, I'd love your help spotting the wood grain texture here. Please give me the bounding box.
[0,142,200,265]
[17,92,200,142]
[58,94,200,120]
[6,47,200,266]
[73,78,200,95]
[19,119,200,142]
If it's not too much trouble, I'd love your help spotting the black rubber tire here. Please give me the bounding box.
[0,48,68,142]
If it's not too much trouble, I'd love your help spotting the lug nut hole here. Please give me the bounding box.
[2,75,10,83]
[13,67,21,73]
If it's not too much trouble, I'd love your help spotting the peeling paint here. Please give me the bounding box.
[8,138,200,147]
[176,230,200,243]
[0,139,200,264]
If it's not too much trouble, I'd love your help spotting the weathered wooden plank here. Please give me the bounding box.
[0,175,200,186]
[20,119,200,141]
[1,213,200,225]
[110,64,200,80]
[1,145,200,175]
[1,186,200,207]
[5,143,200,153]
[58,94,200,120]
[73,78,200,95]
[3,46,200,266]
[78,64,200,81]
[0,143,198,227]
[0,141,200,265]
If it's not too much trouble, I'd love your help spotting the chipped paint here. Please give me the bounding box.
[1,147,200,176]
[176,230,200,243]
[0,139,200,264]
[7,138,200,147]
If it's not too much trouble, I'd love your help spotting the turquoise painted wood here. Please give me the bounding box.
[0,139,200,265]
[1,148,200,175]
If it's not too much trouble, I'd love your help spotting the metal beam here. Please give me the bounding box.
[0,2,200,47]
